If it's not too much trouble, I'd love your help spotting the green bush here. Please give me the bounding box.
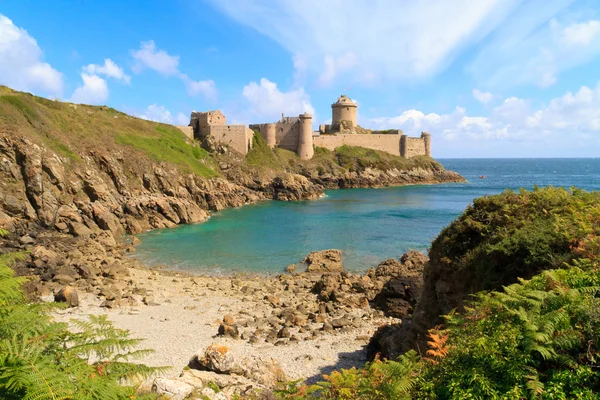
[276,188,600,399]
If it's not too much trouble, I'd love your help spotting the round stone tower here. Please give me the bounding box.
[297,112,314,160]
[421,132,431,156]
[263,123,276,148]
[331,94,357,130]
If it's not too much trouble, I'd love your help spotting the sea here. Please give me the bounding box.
[130,159,600,275]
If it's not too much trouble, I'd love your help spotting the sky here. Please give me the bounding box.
[1,0,600,158]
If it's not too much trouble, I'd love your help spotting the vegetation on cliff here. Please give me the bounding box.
[246,131,442,175]
[0,230,160,399]
[277,187,600,399]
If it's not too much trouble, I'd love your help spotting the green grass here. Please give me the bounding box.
[334,145,440,172]
[246,131,282,169]
[116,125,218,177]
[0,95,40,125]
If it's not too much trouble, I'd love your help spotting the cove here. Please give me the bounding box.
[131,158,600,275]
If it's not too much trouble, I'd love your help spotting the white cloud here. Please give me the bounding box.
[183,76,217,101]
[318,52,358,86]
[367,82,600,156]
[131,40,180,76]
[469,0,600,89]
[83,59,131,83]
[138,104,188,125]
[131,40,217,100]
[561,19,600,45]
[208,0,522,84]
[242,78,315,120]
[472,89,493,104]
[0,14,63,96]
[70,73,108,105]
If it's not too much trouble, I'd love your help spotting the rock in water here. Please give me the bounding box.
[54,286,79,307]
[304,249,343,272]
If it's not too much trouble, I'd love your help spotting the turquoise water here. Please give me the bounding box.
[131,159,600,274]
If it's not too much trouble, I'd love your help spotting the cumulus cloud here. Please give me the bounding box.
[131,40,180,76]
[368,82,600,156]
[70,73,108,105]
[0,14,63,96]
[131,40,217,100]
[83,59,131,83]
[472,89,493,104]
[182,76,217,101]
[138,104,188,125]
[208,0,521,84]
[242,78,315,121]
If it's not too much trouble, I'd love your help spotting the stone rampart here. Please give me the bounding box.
[313,133,402,156]
[400,136,426,158]
[207,125,253,155]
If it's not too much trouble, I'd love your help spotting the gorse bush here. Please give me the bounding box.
[0,229,161,400]
[276,187,600,399]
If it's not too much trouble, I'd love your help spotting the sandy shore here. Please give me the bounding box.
[52,265,398,383]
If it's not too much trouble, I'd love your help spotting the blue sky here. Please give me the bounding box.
[1,0,600,157]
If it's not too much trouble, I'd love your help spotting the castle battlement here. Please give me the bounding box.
[189,95,431,159]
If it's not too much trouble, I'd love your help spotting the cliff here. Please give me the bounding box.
[0,85,463,297]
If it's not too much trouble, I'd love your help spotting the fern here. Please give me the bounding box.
[0,243,163,399]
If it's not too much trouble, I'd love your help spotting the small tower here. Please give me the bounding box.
[331,94,357,131]
[421,132,431,156]
[263,123,276,148]
[297,112,314,160]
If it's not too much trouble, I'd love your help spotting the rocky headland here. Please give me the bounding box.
[0,86,464,398]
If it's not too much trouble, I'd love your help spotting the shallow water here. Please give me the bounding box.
[131,158,600,274]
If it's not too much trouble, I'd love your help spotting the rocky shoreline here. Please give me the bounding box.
[51,249,427,399]
[0,122,463,398]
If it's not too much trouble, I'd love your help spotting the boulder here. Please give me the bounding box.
[304,249,343,273]
[152,377,194,400]
[191,344,241,374]
[54,286,79,307]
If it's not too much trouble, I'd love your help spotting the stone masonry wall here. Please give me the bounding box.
[207,125,253,155]
[313,133,402,156]
[176,126,193,140]
[275,122,300,152]
[403,137,426,158]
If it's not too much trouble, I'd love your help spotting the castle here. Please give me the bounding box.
[188,95,431,160]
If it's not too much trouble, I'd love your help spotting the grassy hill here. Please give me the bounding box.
[0,86,218,178]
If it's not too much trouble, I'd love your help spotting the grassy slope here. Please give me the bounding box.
[0,86,218,178]
[0,86,444,184]
[246,131,443,175]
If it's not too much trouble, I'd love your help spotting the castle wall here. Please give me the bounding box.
[176,126,193,140]
[313,133,402,156]
[274,121,300,152]
[400,136,427,158]
[207,125,253,155]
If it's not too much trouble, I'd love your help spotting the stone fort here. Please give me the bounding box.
[188,95,430,160]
